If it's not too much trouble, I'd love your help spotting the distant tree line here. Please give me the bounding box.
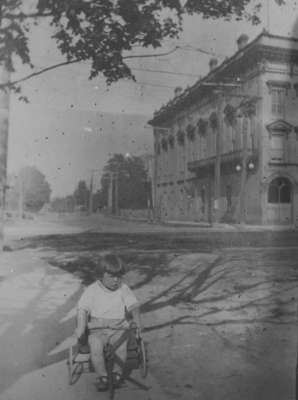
[6,166,51,213]
[5,155,150,215]
[50,154,150,213]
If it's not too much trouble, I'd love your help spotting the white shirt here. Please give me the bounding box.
[77,281,138,320]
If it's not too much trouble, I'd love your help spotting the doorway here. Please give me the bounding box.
[267,177,292,224]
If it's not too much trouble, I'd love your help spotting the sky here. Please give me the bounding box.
[7,0,298,197]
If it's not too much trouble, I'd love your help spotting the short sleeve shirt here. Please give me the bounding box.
[77,281,138,320]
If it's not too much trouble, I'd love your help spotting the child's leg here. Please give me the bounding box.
[88,331,106,377]
[111,332,127,374]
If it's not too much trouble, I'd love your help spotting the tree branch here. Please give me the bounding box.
[0,47,179,89]
[124,46,179,59]
[0,59,80,89]
[4,12,52,20]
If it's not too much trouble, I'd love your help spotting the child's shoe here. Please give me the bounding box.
[112,372,123,387]
[95,376,108,391]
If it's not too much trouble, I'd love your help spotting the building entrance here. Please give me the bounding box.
[267,177,292,224]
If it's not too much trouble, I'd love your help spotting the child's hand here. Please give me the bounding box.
[136,326,143,338]
[74,328,84,340]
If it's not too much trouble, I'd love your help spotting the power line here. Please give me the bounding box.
[131,67,201,78]
[136,81,178,89]
[179,45,226,58]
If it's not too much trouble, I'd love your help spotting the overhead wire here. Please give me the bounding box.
[135,81,178,89]
[131,67,201,78]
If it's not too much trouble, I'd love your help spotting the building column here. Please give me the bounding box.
[214,93,224,223]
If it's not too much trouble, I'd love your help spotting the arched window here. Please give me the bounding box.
[268,177,292,204]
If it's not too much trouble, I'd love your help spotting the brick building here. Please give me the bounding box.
[149,31,298,226]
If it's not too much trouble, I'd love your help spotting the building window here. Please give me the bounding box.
[268,177,291,204]
[271,87,285,116]
[267,81,290,117]
[270,133,285,163]
[267,120,292,164]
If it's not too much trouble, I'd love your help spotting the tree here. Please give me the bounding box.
[91,189,105,212]
[19,166,51,212]
[73,180,90,210]
[50,195,75,212]
[101,154,148,211]
[0,1,266,92]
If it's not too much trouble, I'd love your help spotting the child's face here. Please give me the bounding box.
[102,271,122,291]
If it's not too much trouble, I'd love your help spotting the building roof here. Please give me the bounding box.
[149,31,298,126]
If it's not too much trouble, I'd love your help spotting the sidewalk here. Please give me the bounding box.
[94,212,297,232]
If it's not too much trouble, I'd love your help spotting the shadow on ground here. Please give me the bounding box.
[3,233,297,400]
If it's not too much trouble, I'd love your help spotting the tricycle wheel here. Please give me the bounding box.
[138,339,148,378]
[67,346,83,385]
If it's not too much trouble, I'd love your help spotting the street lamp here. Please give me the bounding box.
[248,161,255,170]
[236,161,255,173]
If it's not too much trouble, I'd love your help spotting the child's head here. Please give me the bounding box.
[97,253,125,291]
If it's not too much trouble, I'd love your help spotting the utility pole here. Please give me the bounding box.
[214,92,224,223]
[296,297,298,400]
[108,172,113,214]
[107,171,119,215]
[0,65,10,247]
[114,171,119,216]
[153,130,159,222]
[207,166,213,225]
[88,170,94,215]
[18,175,24,219]
[239,114,249,224]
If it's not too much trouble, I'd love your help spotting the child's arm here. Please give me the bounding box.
[129,305,142,334]
[75,308,88,339]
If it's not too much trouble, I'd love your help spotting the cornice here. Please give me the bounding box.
[149,33,298,126]
[266,119,294,136]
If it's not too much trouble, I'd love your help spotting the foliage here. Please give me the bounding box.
[177,129,185,146]
[73,180,89,208]
[161,137,168,151]
[50,188,104,212]
[168,134,175,148]
[186,124,195,141]
[240,97,257,117]
[50,195,75,212]
[19,166,51,212]
[224,104,237,126]
[197,118,208,136]
[100,153,148,209]
[0,0,276,91]
[209,111,218,130]
[91,189,105,212]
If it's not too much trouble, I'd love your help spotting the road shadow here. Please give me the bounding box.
[43,245,298,333]
[11,230,298,253]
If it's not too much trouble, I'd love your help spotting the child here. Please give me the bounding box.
[75,253,142,390]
